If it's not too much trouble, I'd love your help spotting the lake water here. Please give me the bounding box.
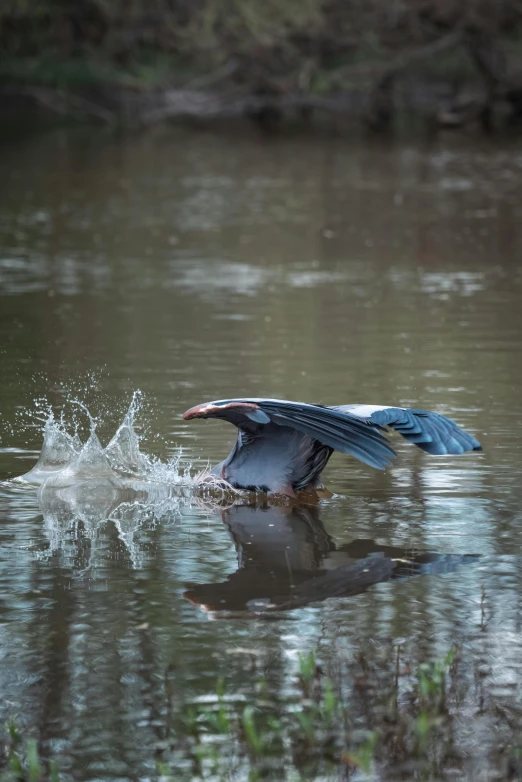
[0,124,521,780]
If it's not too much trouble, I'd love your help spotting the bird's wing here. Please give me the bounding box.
[217,398,397,470]
[184,397,395,468]
[335,404,482,455]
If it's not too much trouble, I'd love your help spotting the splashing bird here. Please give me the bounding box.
[183,398,482,497]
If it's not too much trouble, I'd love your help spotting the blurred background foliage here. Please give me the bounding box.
[1,0,522,94]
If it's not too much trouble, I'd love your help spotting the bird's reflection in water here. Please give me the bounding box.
[184,504,479,615]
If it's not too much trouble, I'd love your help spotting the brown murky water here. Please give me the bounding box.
[1,125,522,780]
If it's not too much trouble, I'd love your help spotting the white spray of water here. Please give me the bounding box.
[10,391,239,571]
[18,411,80,485]
[18,391,196,489]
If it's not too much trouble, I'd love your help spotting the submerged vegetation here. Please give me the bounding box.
[3,645,522,780]
[1,719,59,782]
[3,1,522,127]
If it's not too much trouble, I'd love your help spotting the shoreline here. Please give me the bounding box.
[0,77,508,133]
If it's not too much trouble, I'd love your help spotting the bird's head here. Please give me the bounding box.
[183,400,270,426]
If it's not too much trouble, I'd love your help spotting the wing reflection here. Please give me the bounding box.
[184,504,479,614]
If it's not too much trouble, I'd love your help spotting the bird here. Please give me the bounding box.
[183,398,482,497]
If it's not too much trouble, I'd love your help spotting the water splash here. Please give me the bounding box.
[104,390,149,477]
[19,411,80,485]
[14,389,241,498]
[17,392,193,490]
[41,428,124,490]
[10,392,239,570]
[1,391,238,577]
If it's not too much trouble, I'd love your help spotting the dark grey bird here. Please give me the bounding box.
[183,398,482,497]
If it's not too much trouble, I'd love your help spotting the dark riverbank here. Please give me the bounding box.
[0,77,485,130]
[3,1,522,131]
[0,75,518,134]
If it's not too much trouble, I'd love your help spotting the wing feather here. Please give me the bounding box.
[338,405,482,455]
[247,399,396,470]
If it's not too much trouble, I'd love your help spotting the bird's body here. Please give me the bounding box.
[212,423,331,494]
[183,398,482,496]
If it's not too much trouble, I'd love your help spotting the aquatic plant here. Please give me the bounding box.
[1,718,59,782]
[3,643,522,780]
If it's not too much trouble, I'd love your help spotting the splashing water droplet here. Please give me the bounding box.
[70,398,98,434]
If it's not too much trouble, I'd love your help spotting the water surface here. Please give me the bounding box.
[1,125,521,779]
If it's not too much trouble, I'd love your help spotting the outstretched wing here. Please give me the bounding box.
[183,398,481,467]
[184,398,397,470]
[336,405,482,455]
